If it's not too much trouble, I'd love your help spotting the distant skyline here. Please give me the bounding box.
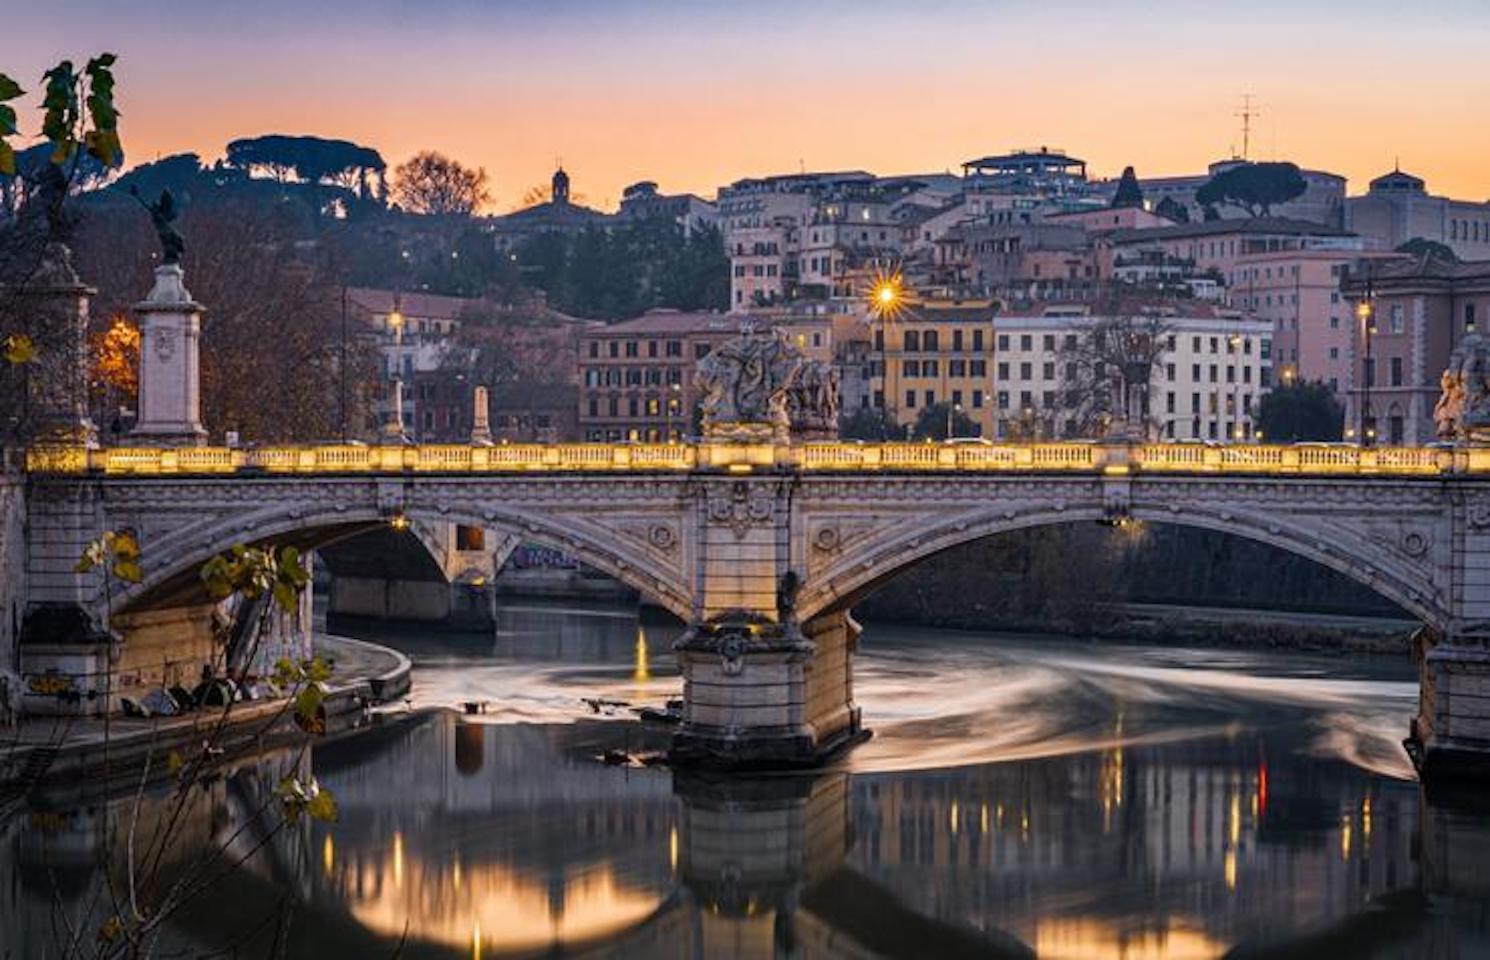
[4,0,1489,211]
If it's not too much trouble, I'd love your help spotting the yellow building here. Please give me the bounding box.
[868,299,998,437]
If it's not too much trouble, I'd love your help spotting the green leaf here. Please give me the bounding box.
[306,788,338,823]
[304,657,333,683]
[294,684,325,722]
[271,580,297,613]
[0,74,23,101]
[0,104,16,137]
[0,141,13,178]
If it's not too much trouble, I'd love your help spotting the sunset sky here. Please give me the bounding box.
[5,0,1489,212]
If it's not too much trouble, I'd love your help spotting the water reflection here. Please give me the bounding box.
[2,605,1488,958]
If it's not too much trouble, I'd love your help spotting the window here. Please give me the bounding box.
[1019,390,1033,409]
[952,389,963,406]
[997,390,1009,409]
[625,341,638,358]
[1330,316,1340,330]
[924,390,935,407]
[970,360,987,376]
[588,341,599,358]
[1364,357,1376,387]
[997,362,1010,380]
[905,330,920,352]
[996,334,1008,351]
[1190,393,1200,414]
[972,389,984,408]
[903,360,920,377]
[924,331,940,351]
[1390,356,1403,386]
[950,360,966,376]
[905,390,916,409]
[1166,392,1176,414]
[973,330,985,352]
[874,329,884,351]
[1390,304,1404,333]
[1043,334,1056,351]
[647,340,658,358]
[1020,362,1032,380]
[1020,335,1033,351]
[1468,304,1479,333]
[1192,363,1201,380]
[666,339,682,357]
[924,360,940,377]
[1166,363,1175,380]
[1208,365,1218,383]
[1042,362,1055,380]
[953,330,964,351]
[608,341,619,358]
[1192,336,1201,352]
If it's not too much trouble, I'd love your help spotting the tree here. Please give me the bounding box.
[72,197,382,442]
[1056,314,1172,439]
[225,134,385,200]
[1154,196,1190,224]
[391,150,490,215]
[1110,165,1144,209]
[912,401,978,441]
[1,53,123,447]
[1256,380,1343,441]
[1194,162,1307,218]
[839,406,901,440]
[1397,237,1459,263]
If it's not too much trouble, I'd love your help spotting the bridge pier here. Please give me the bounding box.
[1410,632,1490,781]
[672,610,864,769]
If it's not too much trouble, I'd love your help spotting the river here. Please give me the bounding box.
[3,601,1487,958]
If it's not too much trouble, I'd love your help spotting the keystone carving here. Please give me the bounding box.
[707,482,775,538]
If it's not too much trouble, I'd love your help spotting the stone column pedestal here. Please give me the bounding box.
[1408,632,1490,782]
[130,264,207,446]
[671,610,866,769]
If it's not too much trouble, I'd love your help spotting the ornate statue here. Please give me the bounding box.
[1433,368,1463,441]
[1439,332,1490,444]
[694,323,804,442]
[784,359,840,440]
[131,187,185,265]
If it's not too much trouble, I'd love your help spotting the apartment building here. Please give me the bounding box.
[1229,250,1408,397]
[577,310,742,441]
[867,301,998,436]
[991,310,1273,441]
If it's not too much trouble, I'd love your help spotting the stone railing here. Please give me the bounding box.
[23,441,1490,478]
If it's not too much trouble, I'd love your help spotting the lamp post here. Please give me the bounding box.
[1357,284,1376,447]
[946,401,963,440]
[666,381,681,442]
[1228,332,1243,442]
[383,299,407,442]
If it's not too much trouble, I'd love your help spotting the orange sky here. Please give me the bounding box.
[6,0,1489,211]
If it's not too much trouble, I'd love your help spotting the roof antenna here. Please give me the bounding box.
[1235,94,1259,160]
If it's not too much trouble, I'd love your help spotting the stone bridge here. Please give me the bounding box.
[16,438,1490,782]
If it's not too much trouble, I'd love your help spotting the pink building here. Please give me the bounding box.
[1230,250,1408,396]
[1342,257,1490,444]
[1097,217,1367,284]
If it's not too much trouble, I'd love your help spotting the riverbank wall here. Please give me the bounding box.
[0,634,410,798]
[0,460,23,686]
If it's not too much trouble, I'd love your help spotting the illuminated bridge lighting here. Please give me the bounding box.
[21,441,1487,478]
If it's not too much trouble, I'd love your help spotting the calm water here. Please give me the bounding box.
[5,602,1489,959]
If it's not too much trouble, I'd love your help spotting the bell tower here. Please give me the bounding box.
[551,166,570,205]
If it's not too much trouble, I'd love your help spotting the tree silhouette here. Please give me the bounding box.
[1195,162,1306,218]
[391,151,490,216]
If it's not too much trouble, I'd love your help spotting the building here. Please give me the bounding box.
[990,308,1272,441]
[488,167,610,251]
[1097,217,1368,284]
[867,300,998,437]
[1345,168,1490,261]
[347,287,478,437]
[578,310,743,441]
[1341,256,1490,445]
[1098,159,1347,227]
[1228,249,1408,397]
[617,181,718,236]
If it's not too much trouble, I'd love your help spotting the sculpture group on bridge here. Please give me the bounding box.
[694,322,841,443]
[1435,332,1490,443]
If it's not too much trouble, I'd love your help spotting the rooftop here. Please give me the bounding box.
[588,310,743,336]
[346,287,478,321]
[1102,217,1354,244]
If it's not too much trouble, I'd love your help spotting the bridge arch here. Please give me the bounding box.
[798,501,1445,631]
[108,500,693,622]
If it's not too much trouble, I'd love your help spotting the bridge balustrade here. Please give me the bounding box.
[19,441,1490,477]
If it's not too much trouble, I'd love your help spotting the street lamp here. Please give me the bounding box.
[946,401,963,440]
[1356,289,1376,447]
[666,382,681,442]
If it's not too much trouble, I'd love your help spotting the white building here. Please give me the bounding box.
[991,309,1273,441]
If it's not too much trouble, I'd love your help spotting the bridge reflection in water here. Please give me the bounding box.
[3,707,1487,959]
